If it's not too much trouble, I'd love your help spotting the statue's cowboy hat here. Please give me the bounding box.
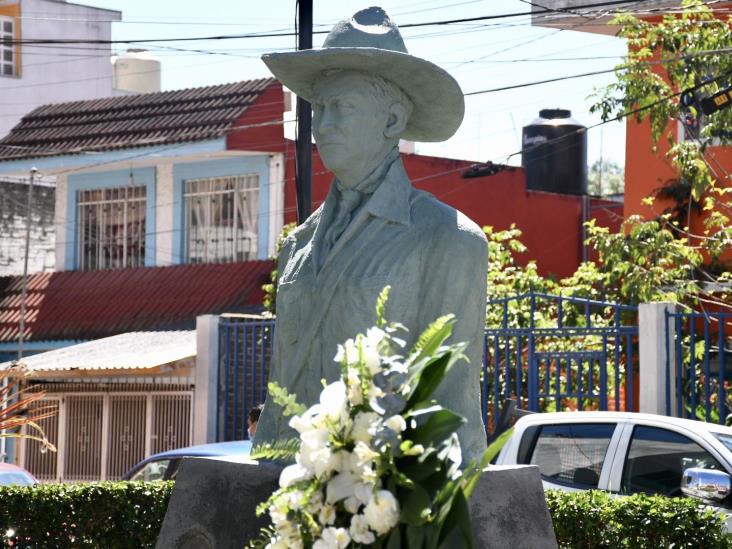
[262,6,464,143]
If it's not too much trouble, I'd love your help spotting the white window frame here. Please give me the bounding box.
[76,185,147,271]
[0,15,16,77]
[183,174,259,264]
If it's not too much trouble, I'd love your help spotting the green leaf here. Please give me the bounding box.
[463,428,515,499]
[408,315,455,364]
[400,483,432,526]
[405,353,451,409]
[437,490,473,549]
[406,524,426,549]
[409,409,466,447]
[267,381,306,416]
[385,527,402,549]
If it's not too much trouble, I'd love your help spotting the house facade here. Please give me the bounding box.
[0,0,129,138]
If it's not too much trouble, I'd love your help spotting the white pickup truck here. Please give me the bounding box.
[495,411,732,528]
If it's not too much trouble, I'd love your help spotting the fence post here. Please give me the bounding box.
[639,302,676,415]
[193,314,220,445]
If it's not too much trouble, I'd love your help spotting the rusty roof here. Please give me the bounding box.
[0,78,277,161]
[0,261,274,342]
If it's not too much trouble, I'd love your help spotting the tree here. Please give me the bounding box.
[587,159,624,196]
[590,0,732,304]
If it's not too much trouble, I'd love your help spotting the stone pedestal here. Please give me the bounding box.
[156,460,557,548]
[155,458,282,549]
[469,465,558,549]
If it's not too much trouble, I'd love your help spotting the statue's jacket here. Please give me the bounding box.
[257,157,489,462]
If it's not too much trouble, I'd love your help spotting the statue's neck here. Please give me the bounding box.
[334,146,400,192]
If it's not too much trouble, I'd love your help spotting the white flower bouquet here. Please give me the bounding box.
[249,289,509,549]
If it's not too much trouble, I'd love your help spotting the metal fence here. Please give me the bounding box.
[665,310,732,424]
[482,292,639,432]
[218,293,640,439]
[218,318,274,441]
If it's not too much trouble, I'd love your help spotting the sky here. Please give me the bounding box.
[79,0,629,168]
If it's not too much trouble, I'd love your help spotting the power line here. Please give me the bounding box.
[3,0,655,46]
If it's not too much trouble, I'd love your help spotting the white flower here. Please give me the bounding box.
[289,403,326,433]
[319,503,336,526]
[351,442,379,483]
[299,445,339,479]
[363,490,400,535]
[314,527,350,549]
[384,414,407,433]
[279,463,312,488]
[349,514,376,545]
[334,338,359,365]
[366,326,386,348]
[353,481,374,505]
[346,367,364,406]
[320,381,349,422]
[344,495,361,514]
[265,536,289,549]
[351,411,380,443]
[363,345,381,374]
[326,471,356,503]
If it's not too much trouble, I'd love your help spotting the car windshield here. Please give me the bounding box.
[713,433,732,454]
[0,472,35,486]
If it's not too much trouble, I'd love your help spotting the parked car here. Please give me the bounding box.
[122,440,252,481]
[0,463,37,486]
[496,411,732,528]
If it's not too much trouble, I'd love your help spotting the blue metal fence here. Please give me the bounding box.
[218,292,639,440]
[482,292,638,432]
[665,310,732,424]
[218,318,275,441]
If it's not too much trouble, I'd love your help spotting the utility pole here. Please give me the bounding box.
[295,0,313,224]
[17,167,37,361]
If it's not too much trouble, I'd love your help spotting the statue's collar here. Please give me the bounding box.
[363,156,411,226]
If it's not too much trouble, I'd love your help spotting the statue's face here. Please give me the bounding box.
[312,72,394,184]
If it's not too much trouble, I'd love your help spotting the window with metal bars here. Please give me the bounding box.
[76,186,146,271]
[0,16,16,77]
[183,174,259,264]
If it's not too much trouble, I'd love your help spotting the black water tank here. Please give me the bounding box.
[522,108,587,195]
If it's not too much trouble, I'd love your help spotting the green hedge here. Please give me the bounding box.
[0,483,730,548]
[546,489,732,548]
[0,481,173,548]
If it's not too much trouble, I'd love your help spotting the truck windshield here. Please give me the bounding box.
[713,433,732,454]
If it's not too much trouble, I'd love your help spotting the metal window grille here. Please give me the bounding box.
[106,395,146,480]
[184,174,259,264]
[64,395,104,482]
[151,394,191,454]
[23,398,60,482]
[22,391,192,482]
[77,185,146,271]
[0,16,15,77]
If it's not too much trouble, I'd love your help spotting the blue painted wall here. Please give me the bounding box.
[67,167,157,269]
[172,156,271,263]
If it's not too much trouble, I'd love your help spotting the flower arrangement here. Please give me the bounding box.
[250,288,510,548]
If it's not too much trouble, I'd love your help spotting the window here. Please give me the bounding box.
[0,16,15,77]
[528,423,616,488]
[622,425,724,497]
[183,174,259,263]
[129,459,175,482]
[77,186,146,270]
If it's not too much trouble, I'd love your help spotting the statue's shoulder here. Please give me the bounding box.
[410,189,487,248]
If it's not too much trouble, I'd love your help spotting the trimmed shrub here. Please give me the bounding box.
[0,481,173,548]
[1,483,730,548]
[546,489,732,548]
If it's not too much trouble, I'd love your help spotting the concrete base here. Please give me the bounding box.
[470,465,558,549]
[155,458,282,549]
[156,460,556,548]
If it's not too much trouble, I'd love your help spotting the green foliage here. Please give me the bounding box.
[589,0,732,288]
[250,438,301,463]
[0,481,173,548]
[262,222,297,315]
[587,159,625,197]
[546,489,732,548]
[266,381,306,417]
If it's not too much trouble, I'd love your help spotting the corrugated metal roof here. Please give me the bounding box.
[0,261,274,342]
[0,78,277,161]
[0,330,195,373]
